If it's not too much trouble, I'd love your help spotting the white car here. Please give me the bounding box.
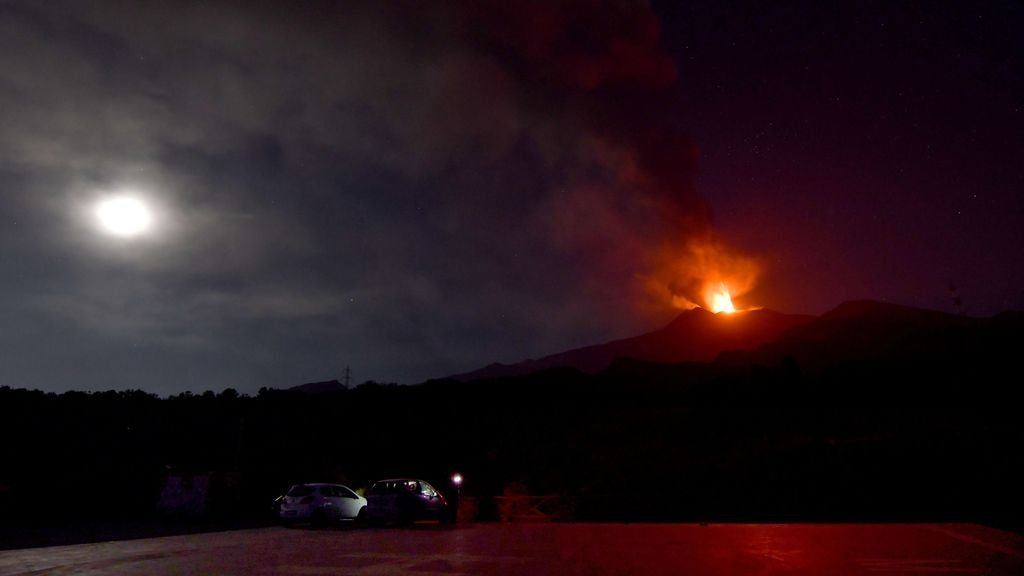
[278,483,367,525]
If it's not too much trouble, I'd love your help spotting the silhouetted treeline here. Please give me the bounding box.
[1,308,1022,530]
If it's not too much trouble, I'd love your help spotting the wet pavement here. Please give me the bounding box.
[2,522,1023,575]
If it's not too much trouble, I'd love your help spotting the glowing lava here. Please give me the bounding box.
[707,282,737,314]
[653,236,760,314]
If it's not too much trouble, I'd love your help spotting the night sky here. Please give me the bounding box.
[2,1,1022,395]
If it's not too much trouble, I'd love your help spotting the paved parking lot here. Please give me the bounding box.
[2,523,1023,575]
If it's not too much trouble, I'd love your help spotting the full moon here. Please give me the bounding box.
[95,196,152,237]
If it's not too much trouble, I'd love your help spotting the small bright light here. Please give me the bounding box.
[451,473,463,486]
[95,196,152,237]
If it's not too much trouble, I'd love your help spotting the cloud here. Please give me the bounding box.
[30,278,350,349]
[0,0,751,388]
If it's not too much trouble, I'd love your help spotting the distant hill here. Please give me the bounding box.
[448,307,815,381]
[289,379,347,394]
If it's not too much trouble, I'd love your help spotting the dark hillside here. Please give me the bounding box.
[1,302,1021,534]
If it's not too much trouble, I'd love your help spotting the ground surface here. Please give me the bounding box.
[2,523,1023,575]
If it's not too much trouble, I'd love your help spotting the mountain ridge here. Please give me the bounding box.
[444,299,1011,383]
[447,305,815,381]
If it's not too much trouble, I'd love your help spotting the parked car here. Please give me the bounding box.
[278,483,367,525]
[365,478,451,524]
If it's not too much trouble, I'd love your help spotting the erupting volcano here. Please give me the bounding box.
[655,235,761,317]
[450,303,813,381]
[451,235,793,382]
[707,283,737,314]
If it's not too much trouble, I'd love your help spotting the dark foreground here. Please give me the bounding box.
[2,523,1023,575]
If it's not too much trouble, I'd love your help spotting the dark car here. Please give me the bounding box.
[364,478,451,524]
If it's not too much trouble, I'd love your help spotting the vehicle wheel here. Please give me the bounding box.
[311,509,327,528]
[356,506,367,526]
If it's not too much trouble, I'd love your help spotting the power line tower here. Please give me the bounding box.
[343,365,351,388]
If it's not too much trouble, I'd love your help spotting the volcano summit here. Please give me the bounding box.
[449,307,814,381]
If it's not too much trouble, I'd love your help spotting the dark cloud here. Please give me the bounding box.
[1,0,732,393]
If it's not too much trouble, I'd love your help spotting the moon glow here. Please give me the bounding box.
[95,196,152,237]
